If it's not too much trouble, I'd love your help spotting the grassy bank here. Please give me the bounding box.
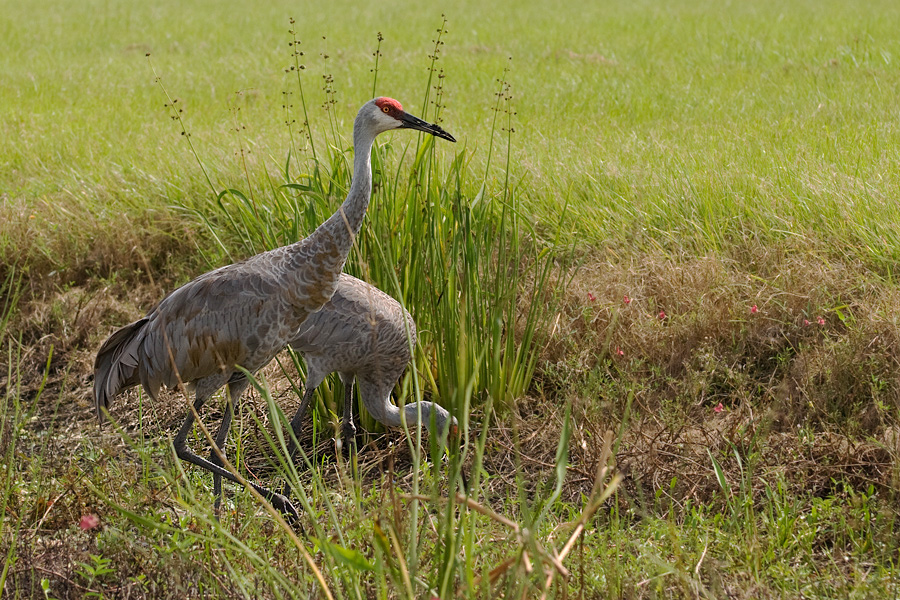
[2,0,900,597]
[4,0,900,274]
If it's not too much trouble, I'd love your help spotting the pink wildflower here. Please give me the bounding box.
[714,402,724,413]
[79,514,100,531]
[804,319,810,326]
[588,292,596,302]
[817,316,825,326]
[750,305,758,314]
[615,346,624,357]
[623,295,632,305]
[658,310,666,320]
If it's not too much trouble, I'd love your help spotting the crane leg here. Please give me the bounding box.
[341,378,357,446]
[172,390,300,523]
[285,384,317,465]
[283,364,333,469]
[210,399,232,514]
[210,378,250,514]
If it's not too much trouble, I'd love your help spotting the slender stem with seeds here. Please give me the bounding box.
[371,31,384,99]
[288,21,317,165]
[148,56,216,197]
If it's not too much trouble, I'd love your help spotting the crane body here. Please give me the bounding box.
[286,273,456,447]
[207,273,457,509]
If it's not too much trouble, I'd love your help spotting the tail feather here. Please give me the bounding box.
[93,317,149,424]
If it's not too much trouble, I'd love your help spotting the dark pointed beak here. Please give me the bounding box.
[398,111,456,143]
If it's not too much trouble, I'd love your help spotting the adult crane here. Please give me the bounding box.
[287,273,456,445]
[93,98,455,520]
[208,273,458,510]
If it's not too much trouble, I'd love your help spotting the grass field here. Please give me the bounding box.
[2,0,900,597]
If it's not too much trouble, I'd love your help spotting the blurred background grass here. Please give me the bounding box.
[4,0,899,265]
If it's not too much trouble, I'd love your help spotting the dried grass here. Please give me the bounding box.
[533,243,900,511]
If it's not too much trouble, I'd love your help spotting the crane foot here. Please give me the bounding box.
[270,491,302,525]
[341,422,357,445]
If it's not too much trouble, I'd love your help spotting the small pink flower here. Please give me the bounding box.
[750,305,758,314]
[804,319,810,326]
[615,346,624,356]
[79,514,100,531]
[658,310,666,320]
[588,292,596,302]
[817,316,825,326]
[713,402,724,413]
[623,295,632,305]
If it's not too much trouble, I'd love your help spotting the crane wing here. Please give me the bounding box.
[137,260,296,390]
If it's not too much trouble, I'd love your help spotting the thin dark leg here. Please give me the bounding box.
[341,378,357,447]
[210,379,247,514]
[173,393,299,522]
[280,385,317,498]
[211,398,232,513]
[285,385,317,465]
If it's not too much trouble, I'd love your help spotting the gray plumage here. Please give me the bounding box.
[93,97,455,520]
[286,273,457,445]
[210,274,458,509]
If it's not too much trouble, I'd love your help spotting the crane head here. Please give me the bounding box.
[368,97,456,143]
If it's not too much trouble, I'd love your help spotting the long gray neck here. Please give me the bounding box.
[283,110,376,315]
[381,401,450,434]
[312,118,375,259]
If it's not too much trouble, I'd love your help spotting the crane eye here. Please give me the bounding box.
[382,106,390,113]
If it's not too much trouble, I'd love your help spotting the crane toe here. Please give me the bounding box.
[341,420,357,444]
[270,492,301,525]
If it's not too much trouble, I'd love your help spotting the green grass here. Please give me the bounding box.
[5,0,900,263]
[3,0,900,597]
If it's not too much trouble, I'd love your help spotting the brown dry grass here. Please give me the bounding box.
[534,243,899,510]
[0,197,208,295]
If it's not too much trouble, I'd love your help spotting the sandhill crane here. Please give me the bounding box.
[93,97,455,520]
[287,273,457,443]
[208,273,458,509]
